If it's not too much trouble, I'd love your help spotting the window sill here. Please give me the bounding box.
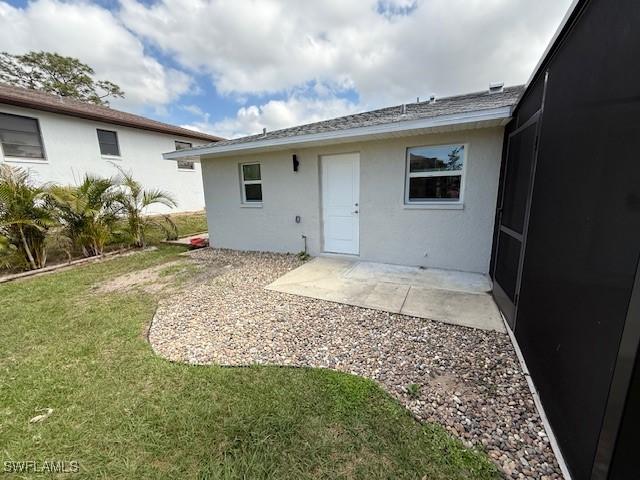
[403,203,464,210]
[2,157,48,164]
[102,155,122,160]
[177,168,196,172]
[240,203,263,208]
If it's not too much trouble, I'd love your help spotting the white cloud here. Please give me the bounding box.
[182,93,360,139]
[0,0,193,112]
[0,0,574,137]
[120,0,573,107]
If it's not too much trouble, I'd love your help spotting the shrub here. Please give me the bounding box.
[0,165,56,269]
[48,175,120,257]
[113,166,177,248]
[0,164,180,271]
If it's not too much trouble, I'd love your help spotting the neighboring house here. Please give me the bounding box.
[0,84,222,213]
[165,1,640,479]
[165,85,522,274]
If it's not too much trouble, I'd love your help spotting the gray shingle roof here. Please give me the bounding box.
[202,85,524,149]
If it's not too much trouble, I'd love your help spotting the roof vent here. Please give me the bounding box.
[262,127,267,136]
[429,95,436,104]
[489,82,504,94]
[401,104,407,114]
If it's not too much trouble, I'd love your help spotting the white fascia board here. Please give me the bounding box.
[163,106,512,160]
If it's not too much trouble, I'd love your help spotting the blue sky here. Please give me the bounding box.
[0,0,573,138]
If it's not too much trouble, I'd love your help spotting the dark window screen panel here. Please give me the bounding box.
[2,144,44,158]
[0,130,41,146]
[97,129,120,156]
[501,124,536,233]
[494,231,521,301]
[0,113,44,159]
[175,141,192,151]
[0,113,40,133]
[242,164,261,181]
[409,175,461,201]
[244,184,262,202]
[177,160,194,170]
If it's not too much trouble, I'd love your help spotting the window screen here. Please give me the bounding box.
[177,159,195,170]
[0,113,45,159]
[97,129,120,156]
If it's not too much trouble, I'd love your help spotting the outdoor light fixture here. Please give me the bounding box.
[292,154,299,172]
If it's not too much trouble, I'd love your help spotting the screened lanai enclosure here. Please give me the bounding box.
[489,0,640,478]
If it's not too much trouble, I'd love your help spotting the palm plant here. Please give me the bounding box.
[48,174,120,257]
[0,234,19,269]
[0,165,56,269]
[113,167,177,248]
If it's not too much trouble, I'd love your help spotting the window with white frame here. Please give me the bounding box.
[405,144,465,204]
[240,162,262,203]
[0,112,46,159]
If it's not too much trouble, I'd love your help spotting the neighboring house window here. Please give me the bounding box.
[405,144,465,203]
[0,112,46,159]
[97,129,120,156]
[177,159,195,170]
[240,162,262,203]
[175,141,194,170]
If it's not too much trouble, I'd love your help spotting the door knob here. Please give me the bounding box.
[353,210,359,214]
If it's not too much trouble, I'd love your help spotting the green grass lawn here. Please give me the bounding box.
[0,240,501,479]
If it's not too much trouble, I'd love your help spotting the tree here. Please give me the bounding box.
[447,147,463,170]
[0,165,57,269]
[113,167,177,249]
[0,51,124,106]
[48,175,120,257]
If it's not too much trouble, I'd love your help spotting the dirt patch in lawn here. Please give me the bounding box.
[94,259,198,294]
[95,260,185,294]
[94,251,234,296]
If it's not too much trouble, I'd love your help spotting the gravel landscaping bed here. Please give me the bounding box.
[149,248,562,480]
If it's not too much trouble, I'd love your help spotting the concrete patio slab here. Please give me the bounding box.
[266,257,505,332]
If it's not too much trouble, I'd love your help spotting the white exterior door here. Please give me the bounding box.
[321,153,360,255]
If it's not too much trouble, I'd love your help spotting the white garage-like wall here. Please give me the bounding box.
[201,126,504,273]
[0,104,209,213]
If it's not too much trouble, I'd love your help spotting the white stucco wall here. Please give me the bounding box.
[201,127,504,273]
[0,103,209,213]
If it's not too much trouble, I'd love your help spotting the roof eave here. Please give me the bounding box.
[0,96,223,143]
[163,106,513,160]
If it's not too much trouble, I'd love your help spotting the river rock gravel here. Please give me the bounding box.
[149,248,562,480]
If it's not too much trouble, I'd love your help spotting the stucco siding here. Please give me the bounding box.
[0,104,208,213]
[201,127,504,273]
